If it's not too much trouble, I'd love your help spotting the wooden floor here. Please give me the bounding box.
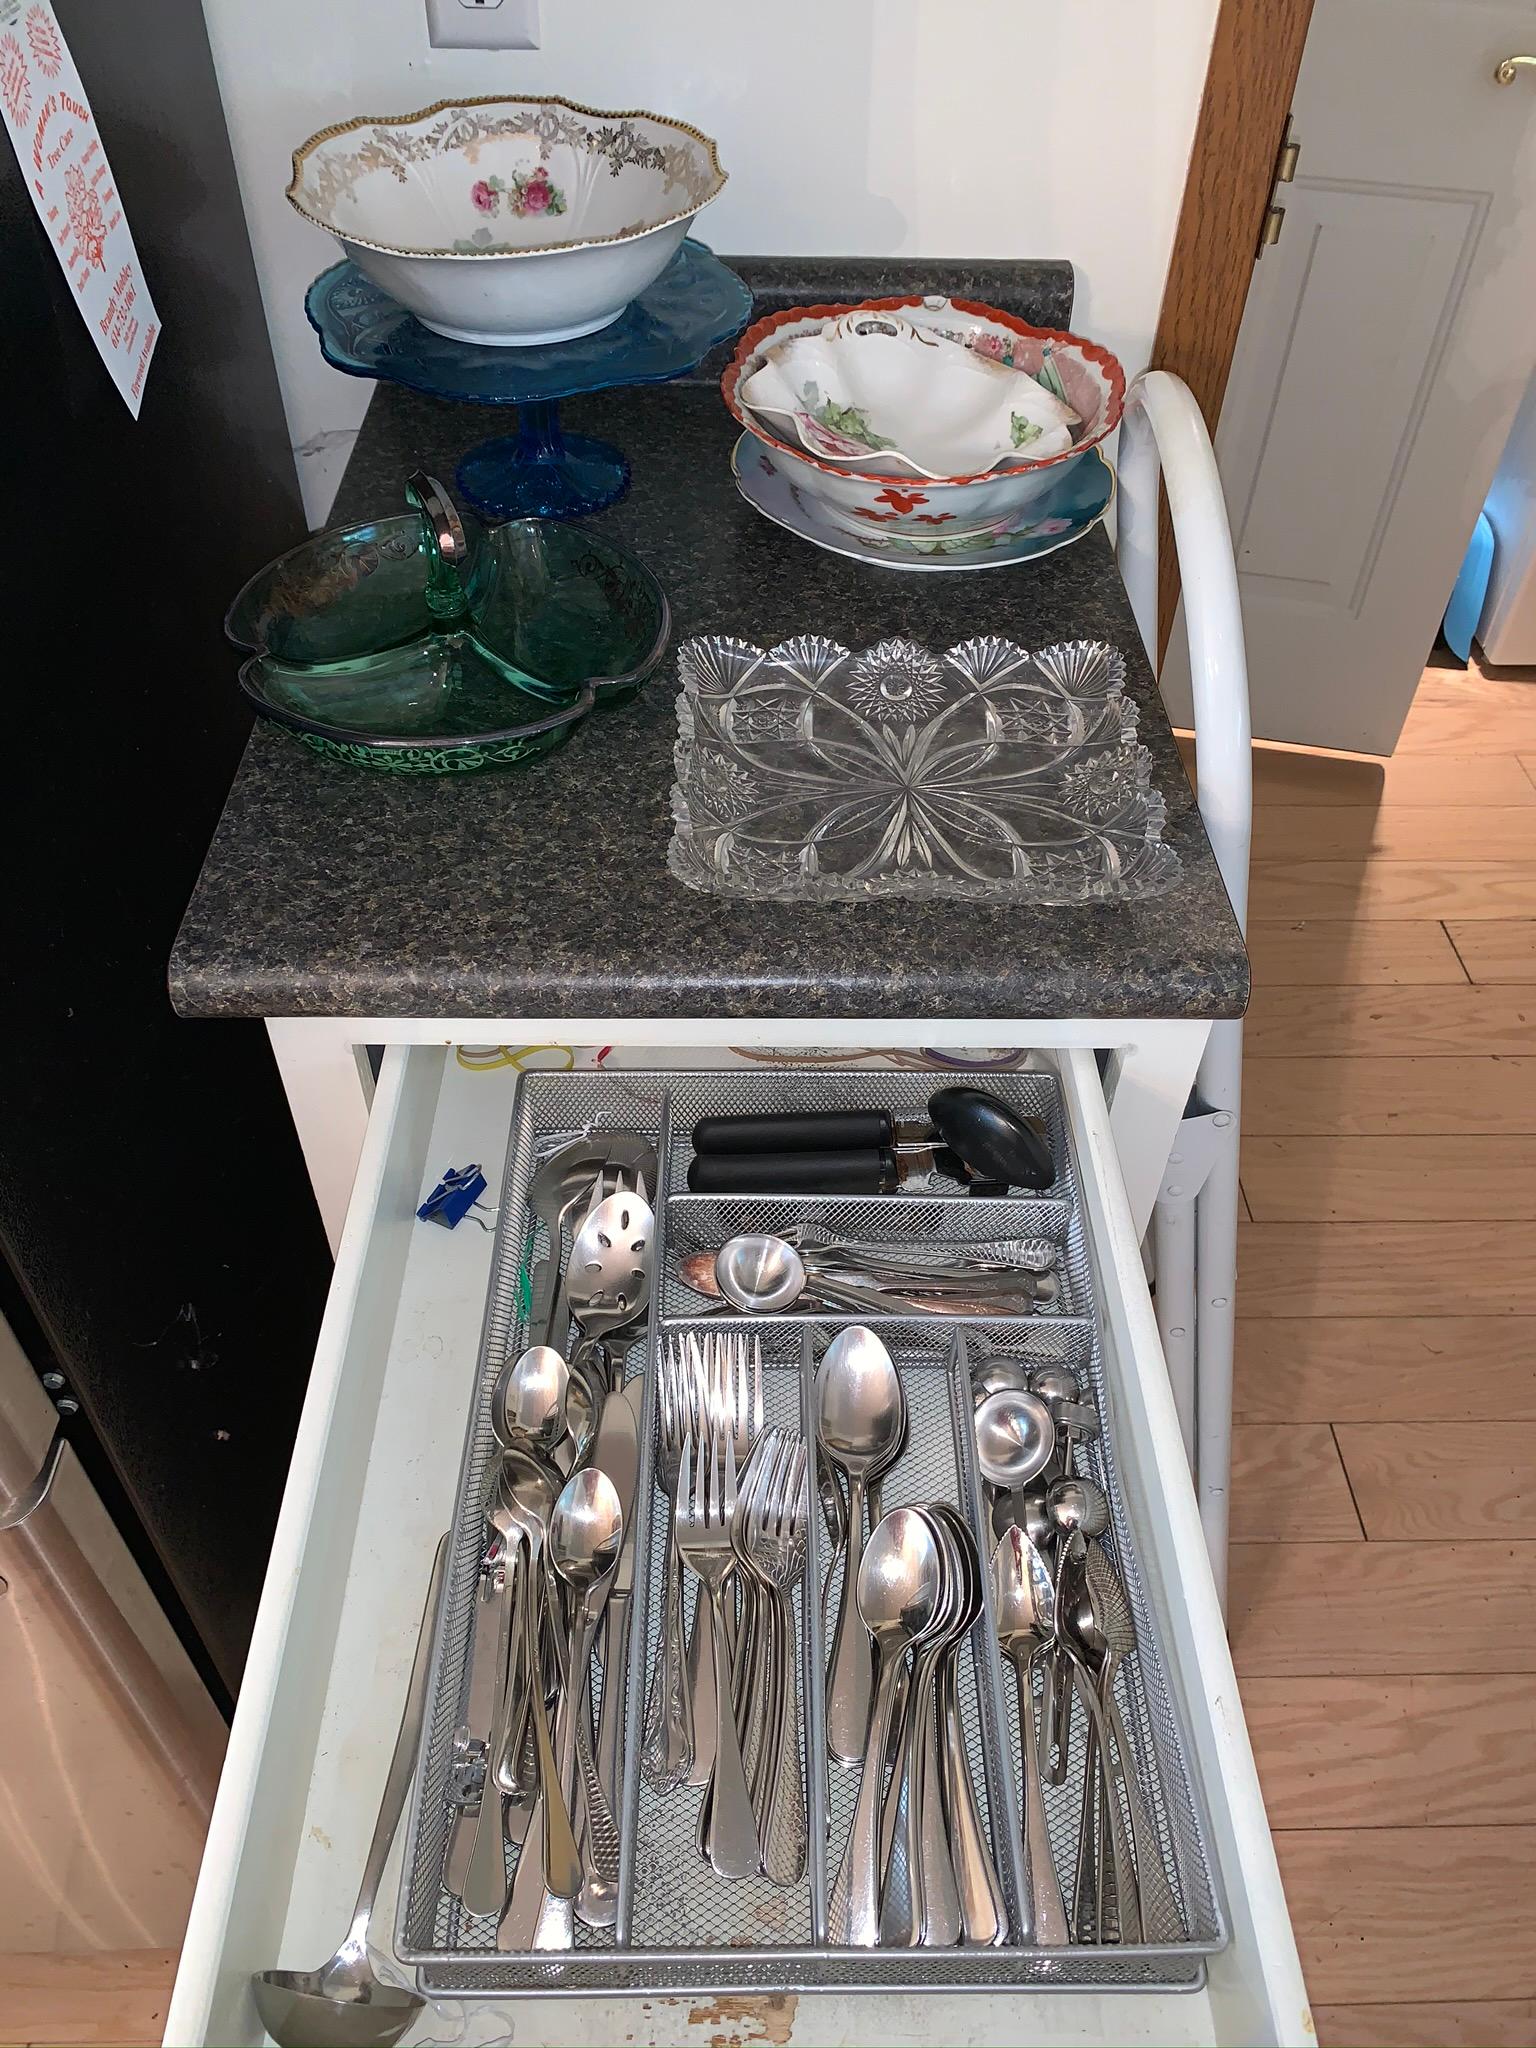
[7,666,1536,2048]
[1214,660,1536,2048]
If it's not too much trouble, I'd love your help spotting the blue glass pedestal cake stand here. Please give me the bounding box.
[305,239,751,522]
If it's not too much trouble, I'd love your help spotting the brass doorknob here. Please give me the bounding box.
[1494,54,1536,84]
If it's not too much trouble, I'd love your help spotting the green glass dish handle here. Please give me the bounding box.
[405,469,473,623]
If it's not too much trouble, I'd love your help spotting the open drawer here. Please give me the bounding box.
[165,1046,1310,2047]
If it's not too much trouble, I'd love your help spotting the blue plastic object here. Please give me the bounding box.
[1443,509,1495,662]
[305,240,752,522]
[417,1164,488,1229]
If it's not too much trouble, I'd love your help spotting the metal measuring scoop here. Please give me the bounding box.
[251,1538,445,2048]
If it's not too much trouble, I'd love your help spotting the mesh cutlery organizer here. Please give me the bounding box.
[396,1067,1226,1994]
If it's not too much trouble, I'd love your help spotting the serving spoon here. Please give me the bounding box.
[251,1537,445,2048]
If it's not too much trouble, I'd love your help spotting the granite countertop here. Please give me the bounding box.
[170,258,1248,1025]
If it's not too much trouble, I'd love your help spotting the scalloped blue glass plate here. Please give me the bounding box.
[305,238,751,405]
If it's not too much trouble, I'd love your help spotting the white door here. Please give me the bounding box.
[1161,0,1536,755]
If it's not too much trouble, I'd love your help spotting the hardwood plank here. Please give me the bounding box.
[1229,1541,1536,1674]
[1414,671,1536,713]
[1394,692,1536,756]
[1274,1827,1536,2003]
[1337,1423,1536,1541]
[1253,808,1536,862]
[1250,862,1536,921]
[1239,1221,1536,1317]
[1243,1676,1536,1828]
[1239,1177,1254,1223]
[1243,1057,1536,1135]
[1230,1424,1362,1541]
[1244,984,1536,1056]
[1235,1318,1536,1424]
[1241,1136,1536,1222]
[1313,2000,1536,2047]
[1178,735,1536,806]
[1245,920,1467,987]
[0,1951,175,2047]
[1447,919,1536,983]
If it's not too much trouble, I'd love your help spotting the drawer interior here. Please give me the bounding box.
[395,1066,1227,1996]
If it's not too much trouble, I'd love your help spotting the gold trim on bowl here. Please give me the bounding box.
[285,92,728,261]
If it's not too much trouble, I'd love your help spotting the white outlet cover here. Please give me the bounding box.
[425,0,539,49]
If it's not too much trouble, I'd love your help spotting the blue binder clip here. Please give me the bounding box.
[417,1163,489,1230]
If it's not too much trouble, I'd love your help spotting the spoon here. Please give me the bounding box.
[490,1451,577,1901]
[487,1351,573,1818]
[490,1344,569,1458]
[990,1526,1069,1945]
[549,1469,625,1913]
[251,1537,445,2048]
[924,1504,1007,1947]
[485,1346,571,1809]
[567,1189,655,1399]
[1074,1544,1186,1944]
[992,1482,1053,1550]
[500,1466,622,1952]
[834,1507,944,1946]
[817,1328,907,1767]
[1039,1475,1111,1787]
[710,1237,1055,1317]
[878,1506,963,1946]
[974,1389,1057,1492]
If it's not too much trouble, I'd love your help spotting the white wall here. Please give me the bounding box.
[202,0,1219,523]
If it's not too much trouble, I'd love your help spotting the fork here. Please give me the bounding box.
[737,1431,810,1887]
[674,1426,759,1879]
[683,1333,761,1788]
[642,1337,695,1791]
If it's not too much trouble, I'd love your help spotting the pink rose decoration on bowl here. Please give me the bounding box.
[1033,516,1075,535]
[972,331,1007,361]
[523,171,551,213]
[471,178,496,213]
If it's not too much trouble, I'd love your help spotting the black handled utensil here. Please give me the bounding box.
[690,1086,1053,1192]
[684,1147,1008,1197]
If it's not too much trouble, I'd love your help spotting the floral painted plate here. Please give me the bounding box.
[729,435,1112,573]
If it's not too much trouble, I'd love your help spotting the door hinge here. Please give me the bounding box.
[1257,113,1301,258]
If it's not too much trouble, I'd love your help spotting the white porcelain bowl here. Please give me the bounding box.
[738,310,1082,478]
[724,297,1124,545]
[288,94,726,347]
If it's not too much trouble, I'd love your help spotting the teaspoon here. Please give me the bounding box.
[817,1328,907,1768]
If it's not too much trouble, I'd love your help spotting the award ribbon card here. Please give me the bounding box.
[0,0,161,415]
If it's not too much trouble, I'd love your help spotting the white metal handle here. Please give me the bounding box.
[1116,368,1252,932]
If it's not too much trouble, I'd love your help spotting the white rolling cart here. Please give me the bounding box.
[167,373,1300,2047]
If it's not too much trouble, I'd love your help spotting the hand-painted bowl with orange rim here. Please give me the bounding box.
[722,296,1124,546]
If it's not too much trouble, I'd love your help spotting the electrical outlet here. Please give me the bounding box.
[425,0,539,49]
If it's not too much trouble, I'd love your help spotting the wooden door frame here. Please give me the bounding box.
[1151,0,1318,651]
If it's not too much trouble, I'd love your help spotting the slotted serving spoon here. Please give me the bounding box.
[566,1186,655,1400]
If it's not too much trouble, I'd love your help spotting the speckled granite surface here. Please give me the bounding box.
[170,258,1247,1023]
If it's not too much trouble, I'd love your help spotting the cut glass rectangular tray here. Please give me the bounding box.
[668,635,1181,903]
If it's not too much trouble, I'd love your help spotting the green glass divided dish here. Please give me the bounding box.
[225,507,670,772]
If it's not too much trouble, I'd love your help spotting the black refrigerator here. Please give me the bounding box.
[0,0,333,1707]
